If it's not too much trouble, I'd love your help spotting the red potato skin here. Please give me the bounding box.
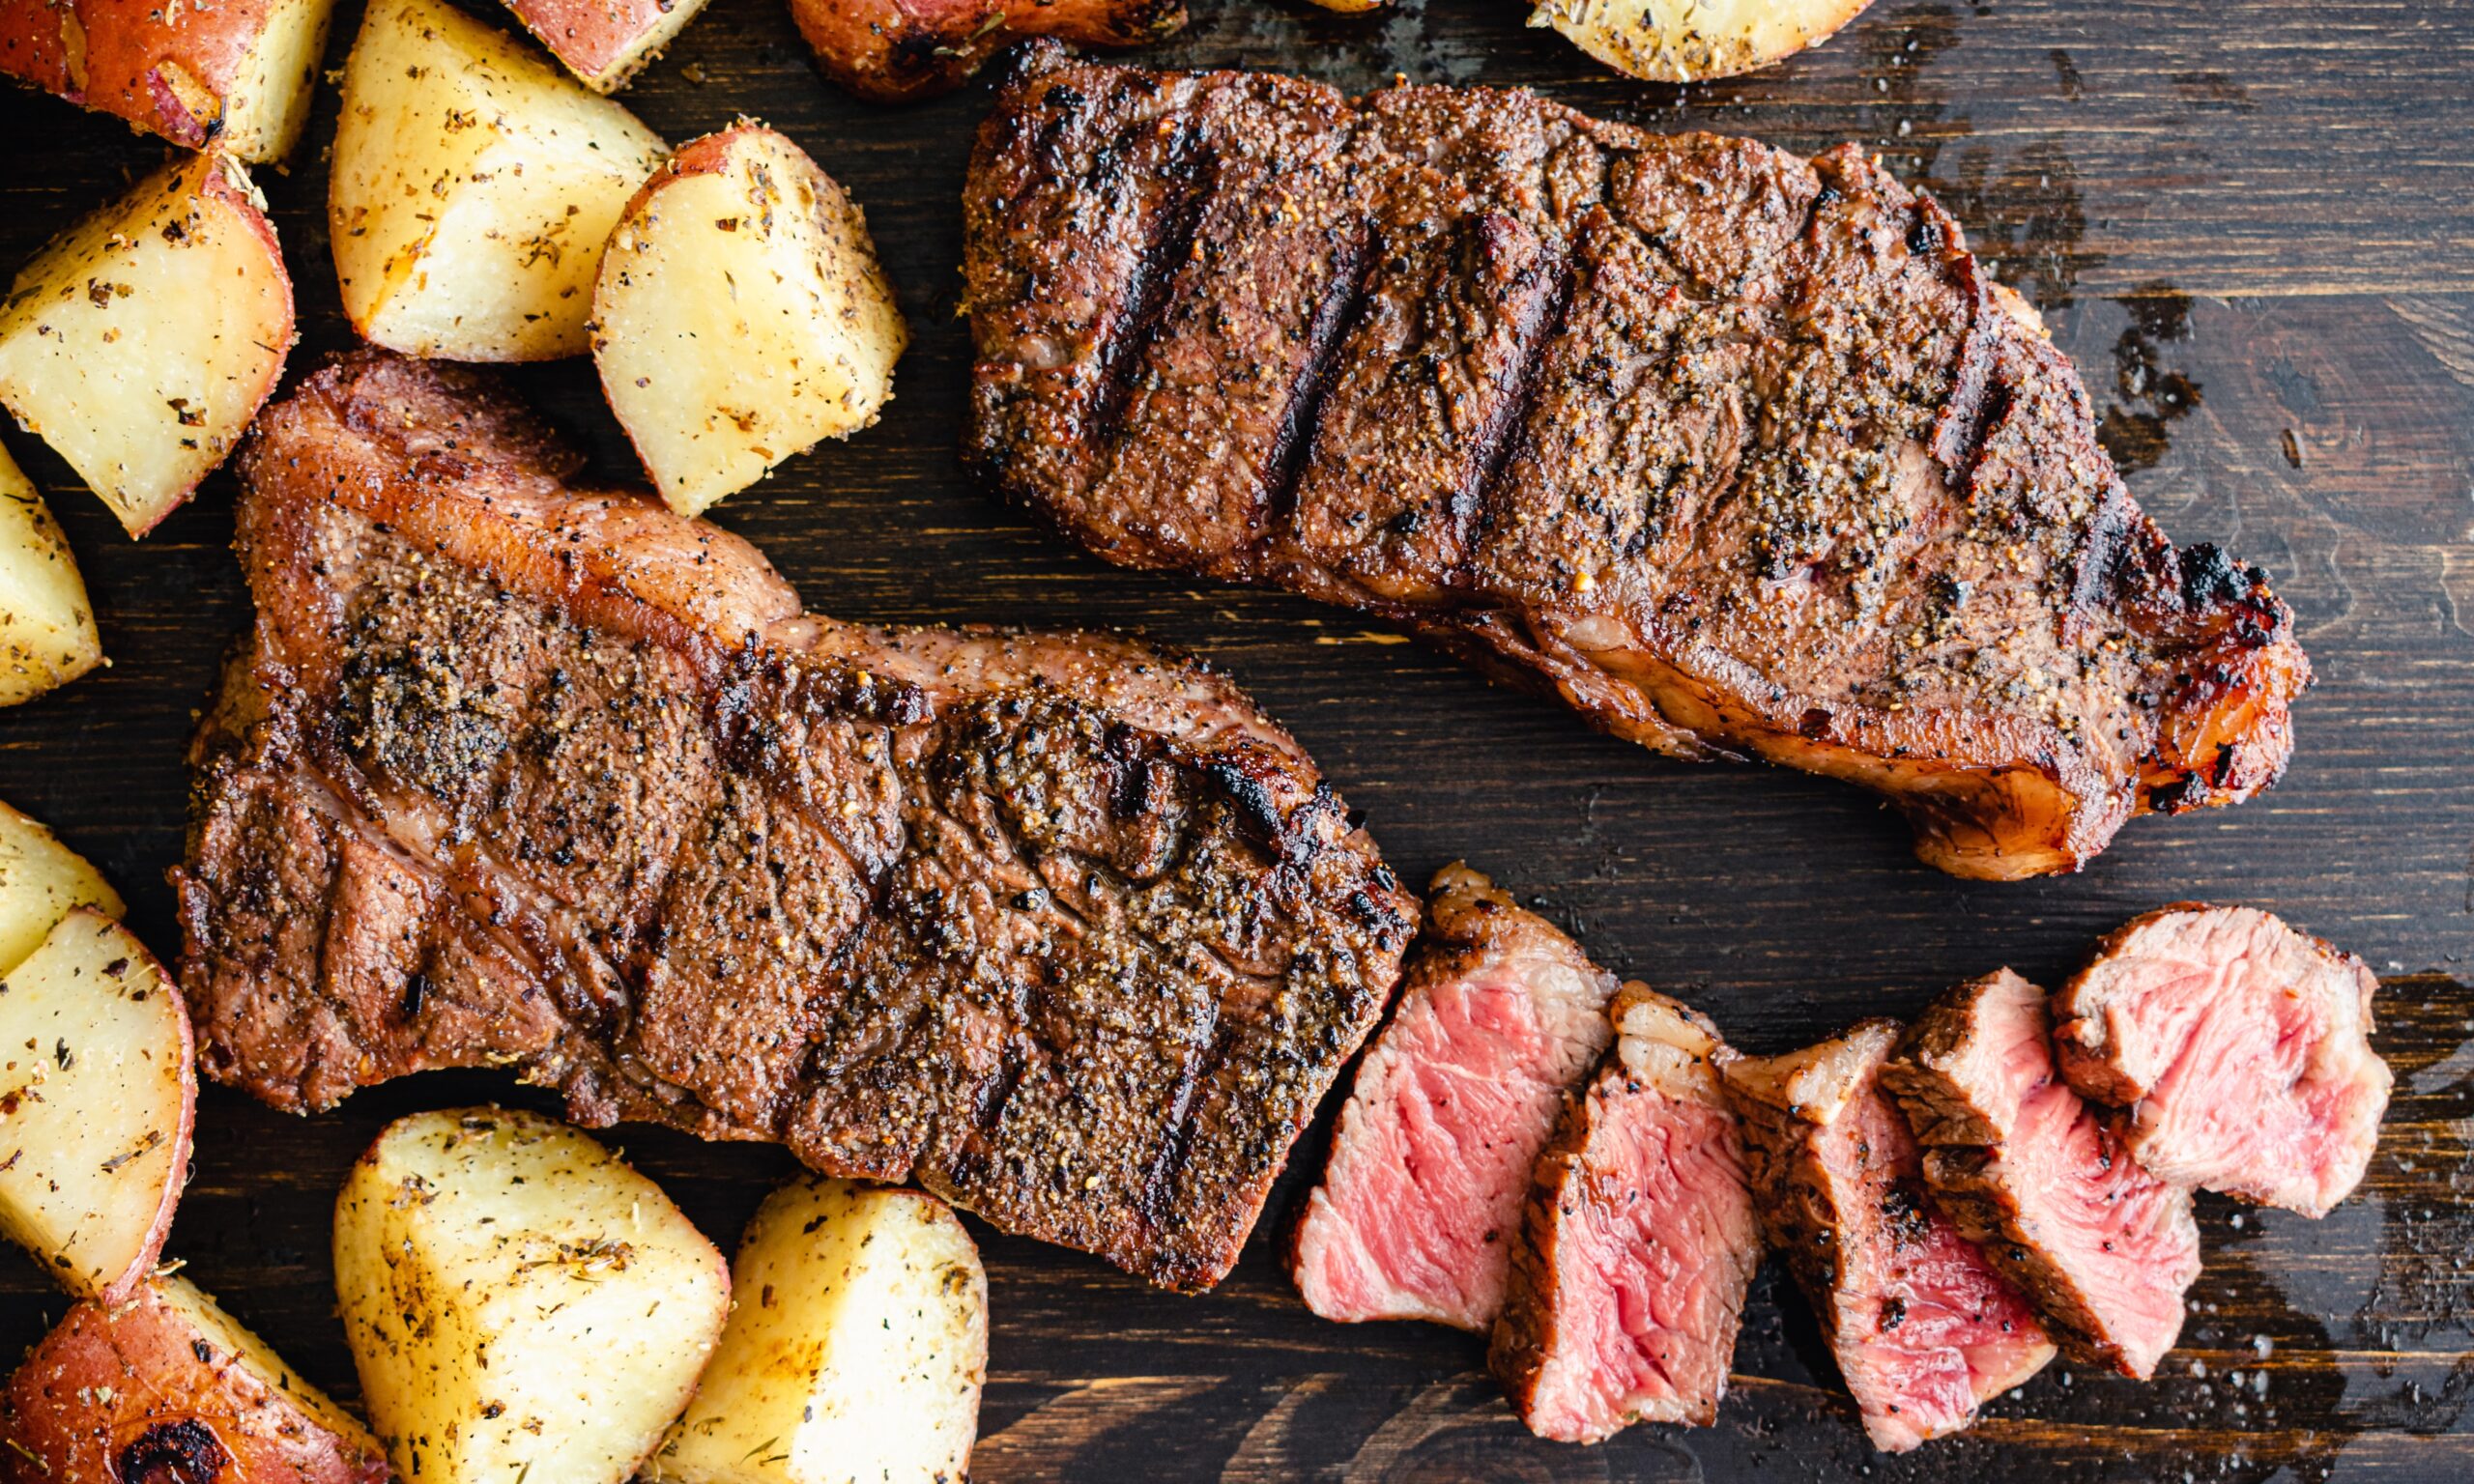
[499,0,707,90]
[789,0,1187,102]
[0,1287,389,1484]
[0,0,281,149]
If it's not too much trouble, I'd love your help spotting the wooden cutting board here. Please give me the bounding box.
[3,0,2468,1477]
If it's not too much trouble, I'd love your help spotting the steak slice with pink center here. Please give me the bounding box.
[1289,864,1619,1330]
[2055,903,2390,1217]
[1721,1022,2054,1453]
[1885,970,2202,1380]
[1492,985,1761,1441]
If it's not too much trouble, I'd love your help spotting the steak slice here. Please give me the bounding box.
[1288,864,1617,1330]
[964,44,2312,881]
[1884,971,2201,1380]
[173,352,1418,1294]
[1491,985,1760,1442]
[2055,904,2390,1217]
[1720,1022,2054,1453]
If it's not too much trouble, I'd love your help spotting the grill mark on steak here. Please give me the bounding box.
[1084,125,1215,459]
[964,45,2314,880]
[178,352,1416,1294]
[1258,226,1376,537]
[1465,238,1581,536]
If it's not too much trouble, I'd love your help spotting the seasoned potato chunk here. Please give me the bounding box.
[0,153,295,536]
[1531,0,1875,82]
[651,1177,987,1484]
[0,443,101,707]
[0,0,335,160]
[1,1274,389,1483]
[593,122,906,516]
[332,1106,731,1484]
[497,0,717,93]
[0,797,122,976]
[0,910,193,1301]
[331,0,667,361]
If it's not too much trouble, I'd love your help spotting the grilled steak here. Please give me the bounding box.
[1491,985,1760,1442]
[1721,1022,2054,1452]
[173,352,1417,1293]
[2055,905,2390,1217]
[1289,864,1616,1329]
[1884,971,2201,1379]
[963,45,2311,880]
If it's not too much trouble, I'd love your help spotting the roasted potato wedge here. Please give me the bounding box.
[0,910,193,1302]
[1531,0,1875,82]
[331,0,667,361]
[497,0,715,92]
[790,0,1186,102]
[1,1273,389,1483]
[332,1106,731,1484]
[0,152,295,537]
[593,122,906,516]
[650,1177,988,1484]
[0,442,101,708]
[0,798,122,976]
[0,0,335,160]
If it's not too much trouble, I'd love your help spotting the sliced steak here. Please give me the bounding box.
[2055,904,2389,1217]
[173,352,1417,1294]
[964,44,2312,881]
[1884,970,2201,1379]
[1289,864,1616,1329]
[1491,985,1760,1441]
[1721,1022,2054,1453]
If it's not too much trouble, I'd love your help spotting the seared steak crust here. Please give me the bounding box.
[964,44,2311,880]
[176,353,1416,1293]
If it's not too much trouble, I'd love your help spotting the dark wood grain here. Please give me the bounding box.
[2,0,2470,1478]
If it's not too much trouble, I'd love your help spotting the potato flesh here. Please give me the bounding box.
[0,799,122,977]
[0,153,291,535]
[222,0,339,161]
[652,1177,987,1484]
[332,1106,730,1484]
[0,445,101,709]
[331,0,666,361]
[1530,0,1874,82]
[0,910,190,1301]
[594,128,906,516]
